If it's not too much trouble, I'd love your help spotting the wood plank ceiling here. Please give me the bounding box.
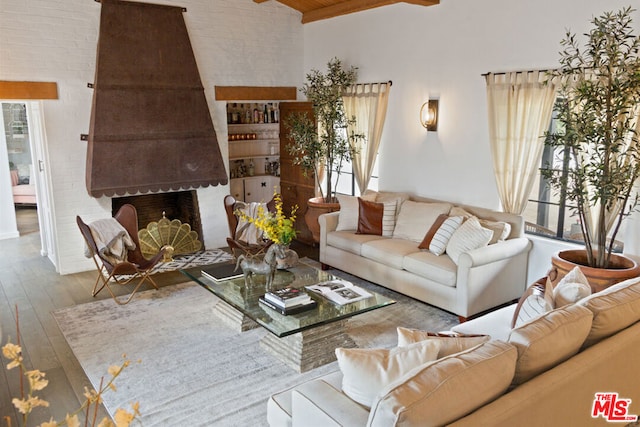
[254,0,439,24]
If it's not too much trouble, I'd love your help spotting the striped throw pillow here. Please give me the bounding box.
[429,216,463,255]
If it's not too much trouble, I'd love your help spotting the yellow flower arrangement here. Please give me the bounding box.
[2,308,140,427]
[236,193,297,246]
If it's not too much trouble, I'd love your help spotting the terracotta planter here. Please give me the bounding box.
[550,249,640,293]
[304,197,340,243]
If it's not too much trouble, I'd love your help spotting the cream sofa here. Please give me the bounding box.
[267,275,640,426]
[319,192,532,319]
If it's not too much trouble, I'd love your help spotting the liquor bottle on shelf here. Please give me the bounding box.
[263,104,269,123]
[253,104,260,124]
[248,159,255,177]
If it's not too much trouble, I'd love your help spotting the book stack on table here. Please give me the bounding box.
[259,286,317,315]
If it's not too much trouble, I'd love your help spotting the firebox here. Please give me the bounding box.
[112,191,203,247]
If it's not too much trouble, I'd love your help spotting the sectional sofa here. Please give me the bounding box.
[267,274,640,426]
[319,191,532,319]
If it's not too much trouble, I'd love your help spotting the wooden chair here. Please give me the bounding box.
[224,195,276,259]
[77,204,166,305]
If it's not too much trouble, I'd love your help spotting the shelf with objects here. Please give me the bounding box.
[227,101,281,203]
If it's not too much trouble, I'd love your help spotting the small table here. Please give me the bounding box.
[181,260,395,372]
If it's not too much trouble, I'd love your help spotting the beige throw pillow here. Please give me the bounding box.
[368,341,517,427]
[336,340,440,408]
[445,216,492,263]
[508,304,593,385]
[396,327,491,358]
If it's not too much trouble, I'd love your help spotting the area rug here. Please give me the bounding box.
[53,260,458,426]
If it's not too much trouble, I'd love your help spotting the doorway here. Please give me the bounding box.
[1,101,56,265]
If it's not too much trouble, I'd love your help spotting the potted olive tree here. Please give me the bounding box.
[544,6,640,290]
[285,58,363,241]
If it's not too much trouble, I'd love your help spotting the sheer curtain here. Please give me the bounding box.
[342,82,392,194]
[485,71,557,214]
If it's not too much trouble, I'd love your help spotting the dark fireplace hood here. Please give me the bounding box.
[85,0,227,197]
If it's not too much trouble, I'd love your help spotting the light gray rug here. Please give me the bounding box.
[53,261,458,426]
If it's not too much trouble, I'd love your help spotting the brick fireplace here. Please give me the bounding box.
[111,191,204,246]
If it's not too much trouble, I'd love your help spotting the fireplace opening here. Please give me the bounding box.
[112,191,203,248]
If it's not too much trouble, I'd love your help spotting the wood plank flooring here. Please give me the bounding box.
[0,207,318,425]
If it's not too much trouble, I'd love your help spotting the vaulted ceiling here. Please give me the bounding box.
[254,0,439,24]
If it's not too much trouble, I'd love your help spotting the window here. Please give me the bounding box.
[523,103,623,252]
[326,156,379,197]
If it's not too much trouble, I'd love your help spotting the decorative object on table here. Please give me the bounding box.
[235,192,299,269]
[201,262,244,282]
[234,243,286,289]
[543,7,640,288]
[138,211,202,262]
[284,58,364,242]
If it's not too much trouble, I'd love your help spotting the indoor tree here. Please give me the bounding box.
[544,6,640,268]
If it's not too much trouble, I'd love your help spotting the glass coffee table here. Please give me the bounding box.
[181,260,395,372]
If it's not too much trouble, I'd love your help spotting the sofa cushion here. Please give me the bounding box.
[507,304,593,385]
[428,215,464,256]
[402,252,457,287]
[396,328,491,358]
[336,193,377,231]
[445,216,492,264]
[361,239,422,269]
[367,190,411,216]
[553,266,591,307]
[392,200,452,243]
[450,304,516,341]
[578,276,640,348]
[336,340,441,408]
[326,231,387,256]
[368,341,517,427]
[356,198,396,237]
[511,277,554,328]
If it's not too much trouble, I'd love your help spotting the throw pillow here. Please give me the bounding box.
[392,201,452,243]
[553,266,591,307]
[511,277,554,328]
[508,304,593,385]
[578,275,640,348]
[356,198,397,236]
[336,340,441,409]
[336,193,376,231]
[396,327,490,358]
[428,216,464,256]
[445,216,492,264]
[479,219,512,244]
[418,213,448,250]
[368,341,517,427]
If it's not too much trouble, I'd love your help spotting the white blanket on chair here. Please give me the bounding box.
[235,201,267,245]
[85,218,136,264]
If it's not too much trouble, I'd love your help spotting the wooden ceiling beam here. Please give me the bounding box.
[0,81,58,99]
[215,86,297,101]
[254,0,438,23]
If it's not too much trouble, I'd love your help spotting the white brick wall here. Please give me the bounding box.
[0,0,304,274]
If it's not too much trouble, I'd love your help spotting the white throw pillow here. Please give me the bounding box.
[368,341,517,427]
[428,216,463,255]
[512,277,554,328]
[392,201,452,243]
[396,327,490,358]
[336,340,440,408]
[553,266,591,307]
[336,193,376,231]
[445,216,492,264]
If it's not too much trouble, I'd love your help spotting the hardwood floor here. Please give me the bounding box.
[0,207,318,425]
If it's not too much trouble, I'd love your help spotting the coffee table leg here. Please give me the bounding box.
[213,299,260,332]
[260,319,356,373]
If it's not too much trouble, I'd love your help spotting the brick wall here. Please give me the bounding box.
[0,0,304,274]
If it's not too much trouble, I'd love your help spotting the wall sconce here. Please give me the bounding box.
[420,99,439,132]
